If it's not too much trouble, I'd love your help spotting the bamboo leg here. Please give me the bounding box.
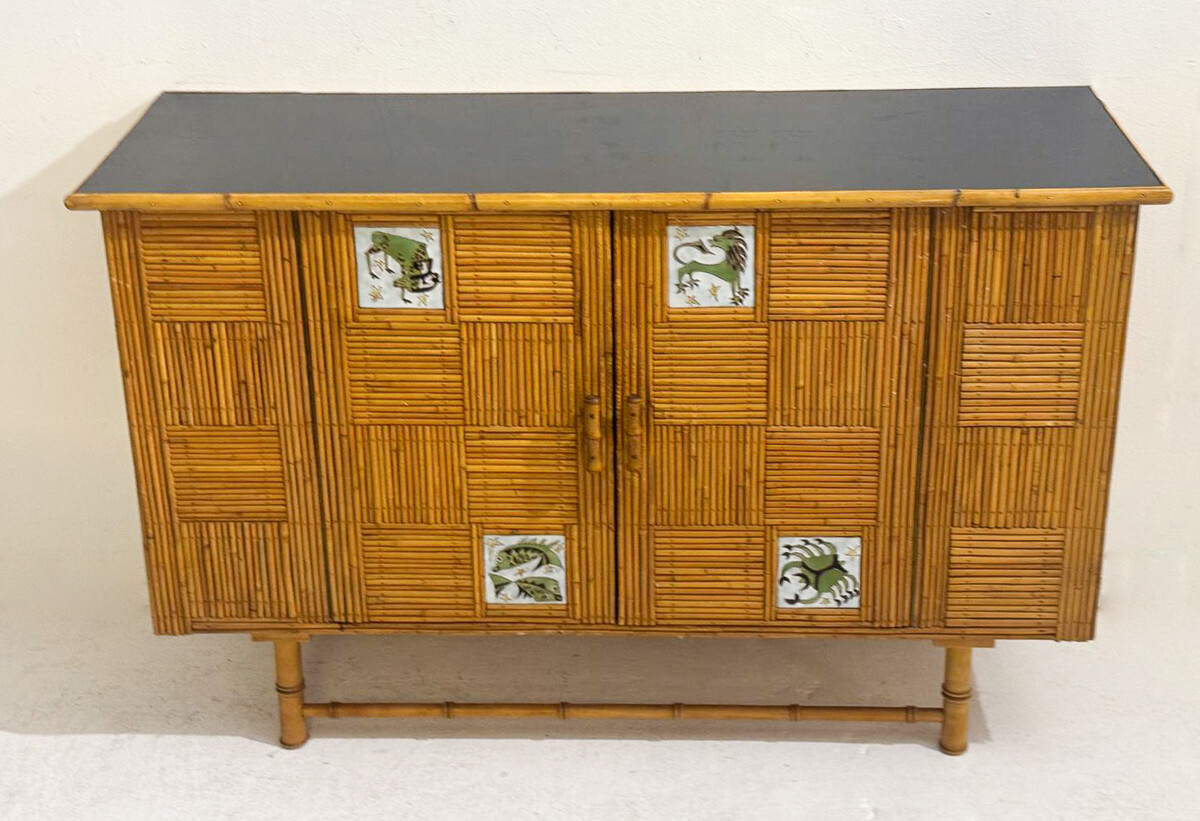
[938,645,973,755]
[272,638,308,749]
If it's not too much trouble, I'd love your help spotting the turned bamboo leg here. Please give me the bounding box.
[272,638,308,749]
[938,645,973,755]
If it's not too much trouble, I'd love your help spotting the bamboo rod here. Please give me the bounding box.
[272,638,309,748]
[301,701,943,723]
[938,646,973,755]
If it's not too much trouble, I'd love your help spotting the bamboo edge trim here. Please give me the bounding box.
[63,186,1173,212]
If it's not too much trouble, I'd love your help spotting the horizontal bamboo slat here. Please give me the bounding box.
[302,700,943,723]
[958,324,1085,425]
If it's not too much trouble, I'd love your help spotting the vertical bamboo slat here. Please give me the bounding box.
[615,212,663,625]
[916,208,969,627]
[102,212,187,634]
[1058,206,1138,639]
[298,212,364,623]
[572,211,616,623]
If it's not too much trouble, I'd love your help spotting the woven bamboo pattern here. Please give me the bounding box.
[166,427,288,520]
[767,210,892,320]
[153,322,275,426]
[945,529,1065,631]
[345,326,464,424]
[139,213,268,321]
[958,324,1084,425]
[918,206,1138,639]
[361,526,476,621]
[651,426,764,526]
[768,321,882,427]
[652,529,766,625]
[179,522,299,621]
[765,429,880,524]
[462,323,576,426]
[357,426,465,525]
[651,324,769,423]
[964,210,1091,323]
[453,214,575,321]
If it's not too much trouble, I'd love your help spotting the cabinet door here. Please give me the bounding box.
[102,212,327,634]
[918,207,1138,640]
[300,212,614,626]
[615,210,930,629]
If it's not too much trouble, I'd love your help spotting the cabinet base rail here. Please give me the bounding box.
[302,701,944,723]
[253,635,984,755]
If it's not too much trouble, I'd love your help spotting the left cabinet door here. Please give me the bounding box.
[103,212,329,633]
[299,212,615,627]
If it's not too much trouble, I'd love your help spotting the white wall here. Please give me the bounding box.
[2,0,1197,573]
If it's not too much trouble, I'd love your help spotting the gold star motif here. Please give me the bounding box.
[420,228,435,242]
[368,285,383,302]
[685,294,699,306]
[708,284,720,300]
[418,293,429,306]
[673,226,688,240]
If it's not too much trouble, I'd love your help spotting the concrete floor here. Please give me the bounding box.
[1,516,1197,820]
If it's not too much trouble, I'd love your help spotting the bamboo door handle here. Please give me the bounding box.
[583,396,603,472]
[624,395,644,474]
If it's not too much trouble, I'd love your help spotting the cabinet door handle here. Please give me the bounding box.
[624,394,644,474]
[583,395,603,473]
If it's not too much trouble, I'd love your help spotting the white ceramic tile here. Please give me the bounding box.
[777,536,862,609]
[355,225,444,309]
[483,534,567,605]
[666,224,756,308]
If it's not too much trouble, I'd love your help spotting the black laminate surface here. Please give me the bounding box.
[76,88,1161,195]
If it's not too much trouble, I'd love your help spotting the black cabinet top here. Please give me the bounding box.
[69,88,1168,208]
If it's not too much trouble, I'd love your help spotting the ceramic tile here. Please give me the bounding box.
[483,534,567,605]
[667,224,756,308]
[777,536,862,608]
[355,225,444,309]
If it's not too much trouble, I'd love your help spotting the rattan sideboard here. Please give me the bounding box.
[67,88,1170,753]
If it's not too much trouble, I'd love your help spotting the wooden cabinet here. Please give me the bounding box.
[69,89,1169,750]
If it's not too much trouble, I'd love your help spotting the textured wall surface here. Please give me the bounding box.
[1,2,1197,818]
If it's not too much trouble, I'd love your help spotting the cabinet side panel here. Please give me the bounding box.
[102,212,187,634]
[917,206,1137,639]
[1059,206,1138,639]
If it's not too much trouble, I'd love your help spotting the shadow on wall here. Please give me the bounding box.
[1,106,150,535]
[0,105,981,752]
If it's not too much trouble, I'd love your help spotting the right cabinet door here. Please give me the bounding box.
[614,209,932,630]
[918,207,1138,640]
